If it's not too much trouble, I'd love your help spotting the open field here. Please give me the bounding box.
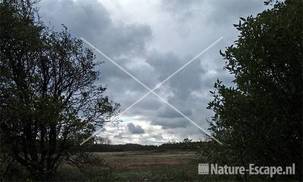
[3,150,298,181]
[53,150,297,182]
[56,150,203,181]
[96,150,197,170]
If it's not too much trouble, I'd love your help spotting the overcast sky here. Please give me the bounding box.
[39,0,266,145]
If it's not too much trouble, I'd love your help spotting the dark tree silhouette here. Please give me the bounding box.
[208,0,302,180]
[0,0,118,179]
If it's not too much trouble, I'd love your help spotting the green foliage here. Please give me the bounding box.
[207,0,303,180]
[0,0,118,179]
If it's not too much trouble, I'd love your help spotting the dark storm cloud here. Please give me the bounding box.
[158,106,192,119]
[139,49,224,131]
[141,0,265,132]
[127,123,145,134]
[39,0,152,57]
[151,118,188,129]
[39,0,158,117]
[145,52,182,80]
[39,0,266,143]
[162,0,265,22]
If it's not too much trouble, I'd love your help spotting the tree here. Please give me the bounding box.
[0,0,118,179]
[207,0,302,180]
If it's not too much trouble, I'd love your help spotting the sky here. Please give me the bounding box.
[39,0,266,145]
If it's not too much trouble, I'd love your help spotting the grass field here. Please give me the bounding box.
[97,150,197,170]
[5,150,296,181]
[55,150,280,182]
[55,151,298,182]
[56,150,203,181]
[53,150,297,182]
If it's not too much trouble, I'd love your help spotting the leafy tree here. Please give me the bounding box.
[207,0,302,180]
[0,0,118,179]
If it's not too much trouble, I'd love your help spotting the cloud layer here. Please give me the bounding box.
[39,0,266,144]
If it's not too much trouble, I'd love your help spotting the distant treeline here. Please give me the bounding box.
[76,141,209,152]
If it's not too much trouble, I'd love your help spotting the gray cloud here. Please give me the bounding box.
[152,118,188,129]
[162,0,265,23]
[39,0,266,144]
[158,106,192,119]
[127,123,145,134]
[39,0,152,57]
